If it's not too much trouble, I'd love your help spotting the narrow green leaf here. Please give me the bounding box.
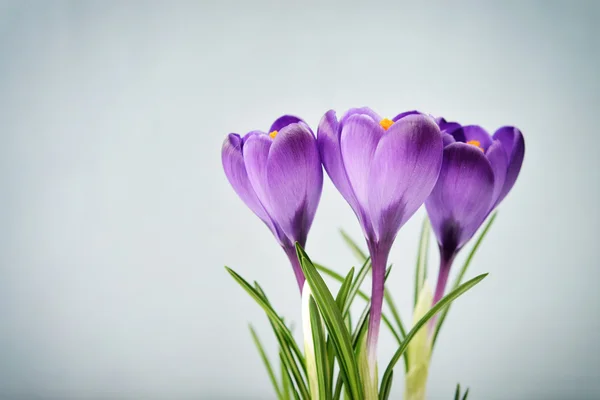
[345,257,371,315]
[414,217,431,307]
[380,370,393,400]
[336,267,355,311]
[249,325,283,399]
[296,244,363,400]
[340,229,368,262]
[225,268,309,399]
[280,352,301,400]
[315,262,402,346]
[328,267,355,390]
[309,297,330,400]
[225,268,305,366]
[379,273,488,397]
[454,383,461,400]
[462,388,470,400]
[383,290,407,341]
[281,354,291,400]
[432,212,497,347]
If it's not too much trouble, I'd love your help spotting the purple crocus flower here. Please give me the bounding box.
[221,115,323,291]
[318,107,444,368]
[426,118,525,305]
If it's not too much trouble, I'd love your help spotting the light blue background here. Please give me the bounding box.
[1,1,598,399]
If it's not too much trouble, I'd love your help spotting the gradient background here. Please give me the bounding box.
[1,1,599,399]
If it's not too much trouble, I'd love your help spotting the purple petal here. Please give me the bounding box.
[339,107,382,128]
[392,110,422,122]
[222,133,274,230]
[243,133,274,216]
[461,125,493,150]
[367,115,443,244]
[425,143,495,254]
[493,126,525,205]
[266,122,323,246]
[340,114,384,225]
[317,110,361,212]
[435,117,462,134]
[269,115,303,133]
[485,140,508,208]
[442,132,456,147]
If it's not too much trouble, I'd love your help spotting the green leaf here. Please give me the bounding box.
[462,388,470,400]
[336,267,355,312]
[340,229,368,262]
[249,325,283,399]
[379,273,489,398]
[296,244,363,400]
[309,297,330,400]
[380,370,393,400]
[280,352,301,400]
[414,217,431,307]
[315,262,402,347]
[454,383,461,400]
[345,258,371,315]
[333,267,395,400]
[281,353,291,400]
[432,212,497,347]
[383,290,407,343]
[225,268,309,399]
[328,267,356,390]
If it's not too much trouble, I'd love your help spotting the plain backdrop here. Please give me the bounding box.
[1,1,599,399]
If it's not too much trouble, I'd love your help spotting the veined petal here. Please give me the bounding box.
[461,125,493,150]
[222,133,273,228]
[269,115,303,133]
[317,110,361,212]
[243,132,274,214]
[339,107,382,128]
[485,140,508,208]
[493,126,525,205]
[340,114,384,227]
[392,110,421,122]
[266,122,323,246]
[425,143,495,255]
[367,115,443,244]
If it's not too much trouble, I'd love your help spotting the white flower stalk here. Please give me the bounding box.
[301,282,320,400]
[405,281,434,400]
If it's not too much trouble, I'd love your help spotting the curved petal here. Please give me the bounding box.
[367,115,444,244]
[317,110,360,212]
[340,114,384,221]
[461,125,493,150]
[339,107,382,129]
[243,133,274,216]
[442,132,456,147]
[485,139,508,208]
[436,117,462,133]
[425,143,495,255]
[222,133,275,231]
[266,122,323,247]
[269,115,303,133]
[493,126,525,205]
[392,110,422,122]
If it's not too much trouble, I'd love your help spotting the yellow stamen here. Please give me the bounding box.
[269,130,278,139]
[379,118,394,131]
[467,140,484,151]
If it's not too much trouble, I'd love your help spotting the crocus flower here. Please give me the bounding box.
[221,115,323,291]
[317,107,444,373]
[426,118,525,305]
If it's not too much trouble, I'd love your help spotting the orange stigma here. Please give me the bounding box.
[379,118,394,130]
[269,130,278,139]
[467,140,484,151]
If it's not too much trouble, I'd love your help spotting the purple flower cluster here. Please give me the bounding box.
[221,107,524,368]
